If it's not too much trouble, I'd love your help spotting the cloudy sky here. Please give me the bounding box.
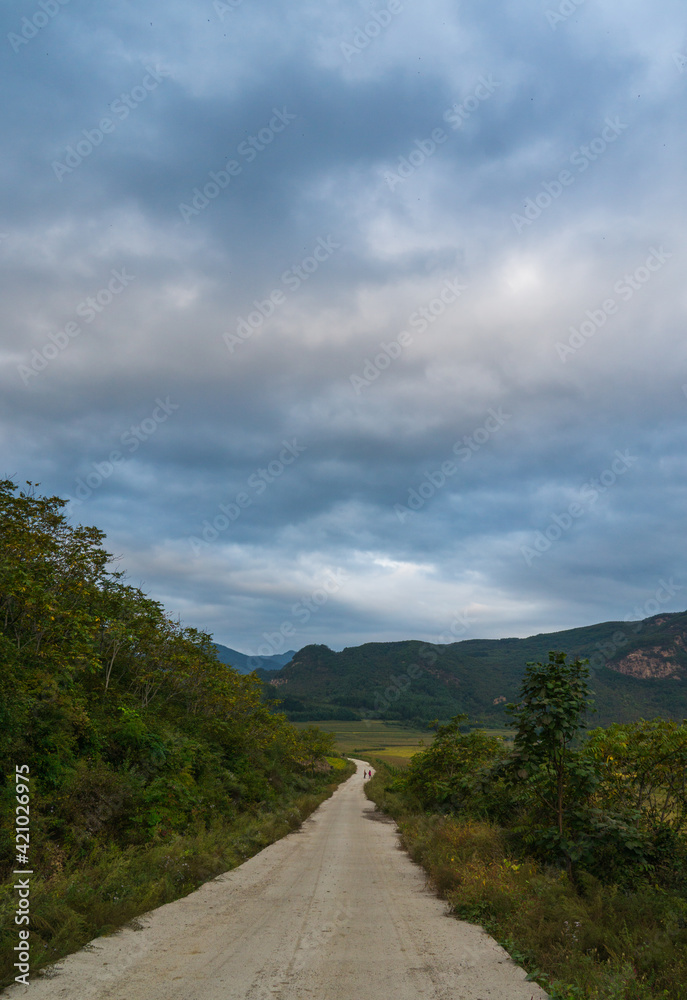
[2,0,686,657]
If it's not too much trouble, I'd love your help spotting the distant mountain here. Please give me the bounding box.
[213,643,297,674]
[258,611,687,727]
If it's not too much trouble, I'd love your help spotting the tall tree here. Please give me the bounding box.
[507,650,594,866]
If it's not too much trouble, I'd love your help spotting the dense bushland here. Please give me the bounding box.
[366,651,687,998]
[0,480,351,986]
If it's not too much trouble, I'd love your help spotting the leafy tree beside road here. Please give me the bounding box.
[0,479,349,986]
[506,651,597,871]
[367,649,687,997]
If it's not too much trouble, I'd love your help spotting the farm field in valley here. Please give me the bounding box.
[296,720,513,766]
[294,720,432,765]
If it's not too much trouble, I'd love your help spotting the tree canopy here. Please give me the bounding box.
[0,479,334,868]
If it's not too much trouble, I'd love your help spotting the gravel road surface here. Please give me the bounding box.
[4,759,547,999]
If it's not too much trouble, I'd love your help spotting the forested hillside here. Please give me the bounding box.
[212,642,296,674]
[265,614,687,727]
[0,480,347,985]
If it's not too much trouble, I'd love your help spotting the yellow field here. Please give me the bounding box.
[324,756,349,770]
[370,746,422,767]
[299,720,511,767]
[295,720,431,763]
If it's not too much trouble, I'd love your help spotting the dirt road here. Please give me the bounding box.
[5,760,547,999]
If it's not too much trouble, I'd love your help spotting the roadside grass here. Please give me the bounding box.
[0,763,354,990]
[325,756,349,769]
[366,764,687,1000]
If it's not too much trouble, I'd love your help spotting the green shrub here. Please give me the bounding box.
[0,763,353,987]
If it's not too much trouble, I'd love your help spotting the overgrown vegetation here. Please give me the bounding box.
[0,480,352,987]
[366,651,687,998]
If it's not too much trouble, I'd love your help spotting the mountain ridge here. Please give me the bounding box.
[259,611,687,726]
[212,643,297,674]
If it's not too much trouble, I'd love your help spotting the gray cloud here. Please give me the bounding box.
[1,0,686,653]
